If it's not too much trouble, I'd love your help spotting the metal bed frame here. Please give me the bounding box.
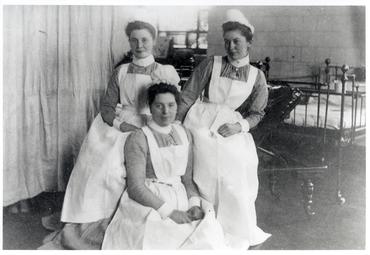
[254,58,366,216]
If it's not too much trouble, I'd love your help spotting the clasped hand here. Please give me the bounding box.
[217,122,242,137]
[169,206,205,224]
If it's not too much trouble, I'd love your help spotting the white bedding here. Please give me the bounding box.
[284,94,366,130]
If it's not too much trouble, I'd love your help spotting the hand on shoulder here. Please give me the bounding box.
[119,122,139,133]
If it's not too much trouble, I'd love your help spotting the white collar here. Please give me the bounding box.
[148,121,172,134]
[132,55,155,67]
[227,55,250,68]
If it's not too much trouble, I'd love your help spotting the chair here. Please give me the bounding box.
[251,83,327,216]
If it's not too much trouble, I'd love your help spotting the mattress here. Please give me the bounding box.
[284,94,366,130]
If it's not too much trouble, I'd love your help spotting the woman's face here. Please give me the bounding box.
[223,29,251,61]
[129,29,155,59]
[150,92,177,127]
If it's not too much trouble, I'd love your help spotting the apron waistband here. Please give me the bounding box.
[146,177,181,187]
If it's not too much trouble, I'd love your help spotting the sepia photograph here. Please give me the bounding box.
[2,1,367,251]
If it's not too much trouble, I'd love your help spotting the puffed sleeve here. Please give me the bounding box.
[237,70,268,131]
[125,130,172,218]
[100,67,121,127]
[176,57,214,122]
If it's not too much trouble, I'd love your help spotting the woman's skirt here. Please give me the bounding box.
[61,111,143,223]
[38,218,111,250]
[183,102,271,249]
[102,179,226,250]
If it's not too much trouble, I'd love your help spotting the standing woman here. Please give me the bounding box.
[177,9,271,249]
[39,11,180,249]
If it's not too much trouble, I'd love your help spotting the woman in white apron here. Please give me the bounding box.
[102,83,226,249]
[177,9,271,249]
[39,12,180,250]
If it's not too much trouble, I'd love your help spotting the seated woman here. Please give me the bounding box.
[61,11,180,225]
[177,9,271,249]
[39,11,181,250]
[102,83,226,250]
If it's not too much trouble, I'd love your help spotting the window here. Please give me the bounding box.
[157,8,209,51]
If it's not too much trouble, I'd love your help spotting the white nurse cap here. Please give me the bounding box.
[127,8,158,33]
[151,65,181,88]
[223,9,255,34]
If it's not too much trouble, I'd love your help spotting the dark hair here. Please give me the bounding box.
[125,21,156,39]
[222,21,253,42]
[147,83,180,107]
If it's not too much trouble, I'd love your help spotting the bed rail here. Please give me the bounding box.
[262,58,366,214]
[268,59,366,146]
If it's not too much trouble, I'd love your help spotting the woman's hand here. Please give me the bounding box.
[119,122,139,133]
[187,206,205,221]
[169,210,192,224]
[217,123,242,137]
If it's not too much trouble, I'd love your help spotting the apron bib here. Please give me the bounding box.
[184,56,271,248]
[102,124,226,249]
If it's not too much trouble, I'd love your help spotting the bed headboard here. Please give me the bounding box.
[250,57,271,79]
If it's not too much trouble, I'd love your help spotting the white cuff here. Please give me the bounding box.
[188,196,201,208]
[157,202,174,219]
[238,119,250,133]
[113,118,123,130]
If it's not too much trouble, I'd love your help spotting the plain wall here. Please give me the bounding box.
[207,6,366,79]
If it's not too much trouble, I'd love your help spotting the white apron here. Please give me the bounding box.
[61,64,153,223]
[102,124,226,250]
[183,56,271,248]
